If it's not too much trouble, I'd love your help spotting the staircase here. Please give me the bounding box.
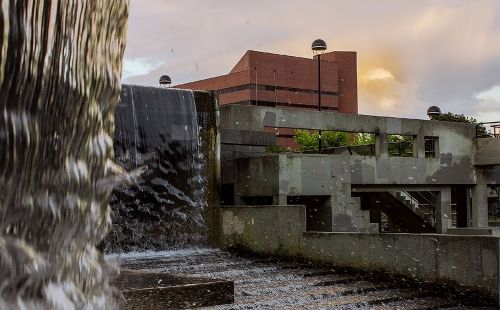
[376,192,436,233]
[390,191,436,226]
[352,190,438,233]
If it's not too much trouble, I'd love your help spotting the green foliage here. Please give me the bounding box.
[388,135,414,157]
[295,130,344,152]
[430,112,489,136]
[295,130,375,152]
[388,135,413,143]
[356,133,375,145]
[265,144,287,153]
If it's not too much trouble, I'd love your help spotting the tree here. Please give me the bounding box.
[357,133,375,145]
[388,135,414,157]
[265,144,287,153]
[295,130,375,152]
[430,112,489,137]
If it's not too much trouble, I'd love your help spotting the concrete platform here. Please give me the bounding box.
[112,248,495,309]
[221,204,500,306]
[115,269,234,309]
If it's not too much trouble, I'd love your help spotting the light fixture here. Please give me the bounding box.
[159,75,171,88]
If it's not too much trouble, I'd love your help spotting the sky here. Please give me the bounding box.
[123,0,500,122]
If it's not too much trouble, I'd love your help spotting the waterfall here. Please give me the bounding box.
[105,85,211,252]
[0,1,129,309]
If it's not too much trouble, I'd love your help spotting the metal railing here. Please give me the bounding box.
[301,144,376,156]
[400,191,437,225]
[388,141,414,157]
[476,121,500,138]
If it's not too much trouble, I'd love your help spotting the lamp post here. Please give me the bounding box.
[159,75,171,88]
[311,39,327,153]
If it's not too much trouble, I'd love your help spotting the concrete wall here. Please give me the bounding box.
[221,106,475,154]
[221,104,479,160]
[221,204,500,304]
[222,205,305,256]
[234,154,468,233]
[235,156,279,200]
[276,154,475,188]
[222,105,495,231]
[474,138,500,166]
[233,151,477,197]
[220,128,276,186]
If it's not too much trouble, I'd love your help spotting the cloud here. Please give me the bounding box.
[123,0,500,121]
[468,85,500,121]
[123,58,164,79]
[476,85,500,102]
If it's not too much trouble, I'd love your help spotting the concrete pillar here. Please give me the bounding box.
[416,134,425,158]
[375,133,388,157]
[471,184,489,227]
[234,195,243,205]
[273,194,287,205]
[435,188,452,234]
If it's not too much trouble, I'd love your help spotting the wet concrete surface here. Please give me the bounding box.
[115,269,234,309]
[110,248,496,310]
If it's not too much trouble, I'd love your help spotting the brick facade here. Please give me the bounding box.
[176,50,358,149]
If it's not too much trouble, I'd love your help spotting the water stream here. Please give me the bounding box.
[0,1,129,309]
[105,85,207,252]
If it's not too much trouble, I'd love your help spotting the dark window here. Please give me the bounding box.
[221,184,234,205]
[424,137,438,158]
[217,84,248,94]
[229,100,338,110]
[217,83,339,97]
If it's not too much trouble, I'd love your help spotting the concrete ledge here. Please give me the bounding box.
[220,105,475,137]
[221,129,276,146]
[300,232,499,300]
[222,204,303,208]
[221,204,500,305]
[448,228,500,237]
[115,270,234,309]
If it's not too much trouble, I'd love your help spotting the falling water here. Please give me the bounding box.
[0,1,129,309]
[105,85,209,252]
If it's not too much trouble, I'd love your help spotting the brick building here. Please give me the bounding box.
[176,50,358,148]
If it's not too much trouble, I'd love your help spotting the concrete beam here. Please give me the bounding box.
[220,105,475,139]
[352,185,447,193]
[221,129,276,146]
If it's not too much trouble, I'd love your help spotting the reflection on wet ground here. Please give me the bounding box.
[112,248,495,310]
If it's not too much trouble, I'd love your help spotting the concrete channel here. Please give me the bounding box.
[112,248,496,309]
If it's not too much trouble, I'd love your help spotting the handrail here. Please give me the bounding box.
[409,191,436,206]
[303,144,376,156]
[476,121,500,138]
[400,191,436,224]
